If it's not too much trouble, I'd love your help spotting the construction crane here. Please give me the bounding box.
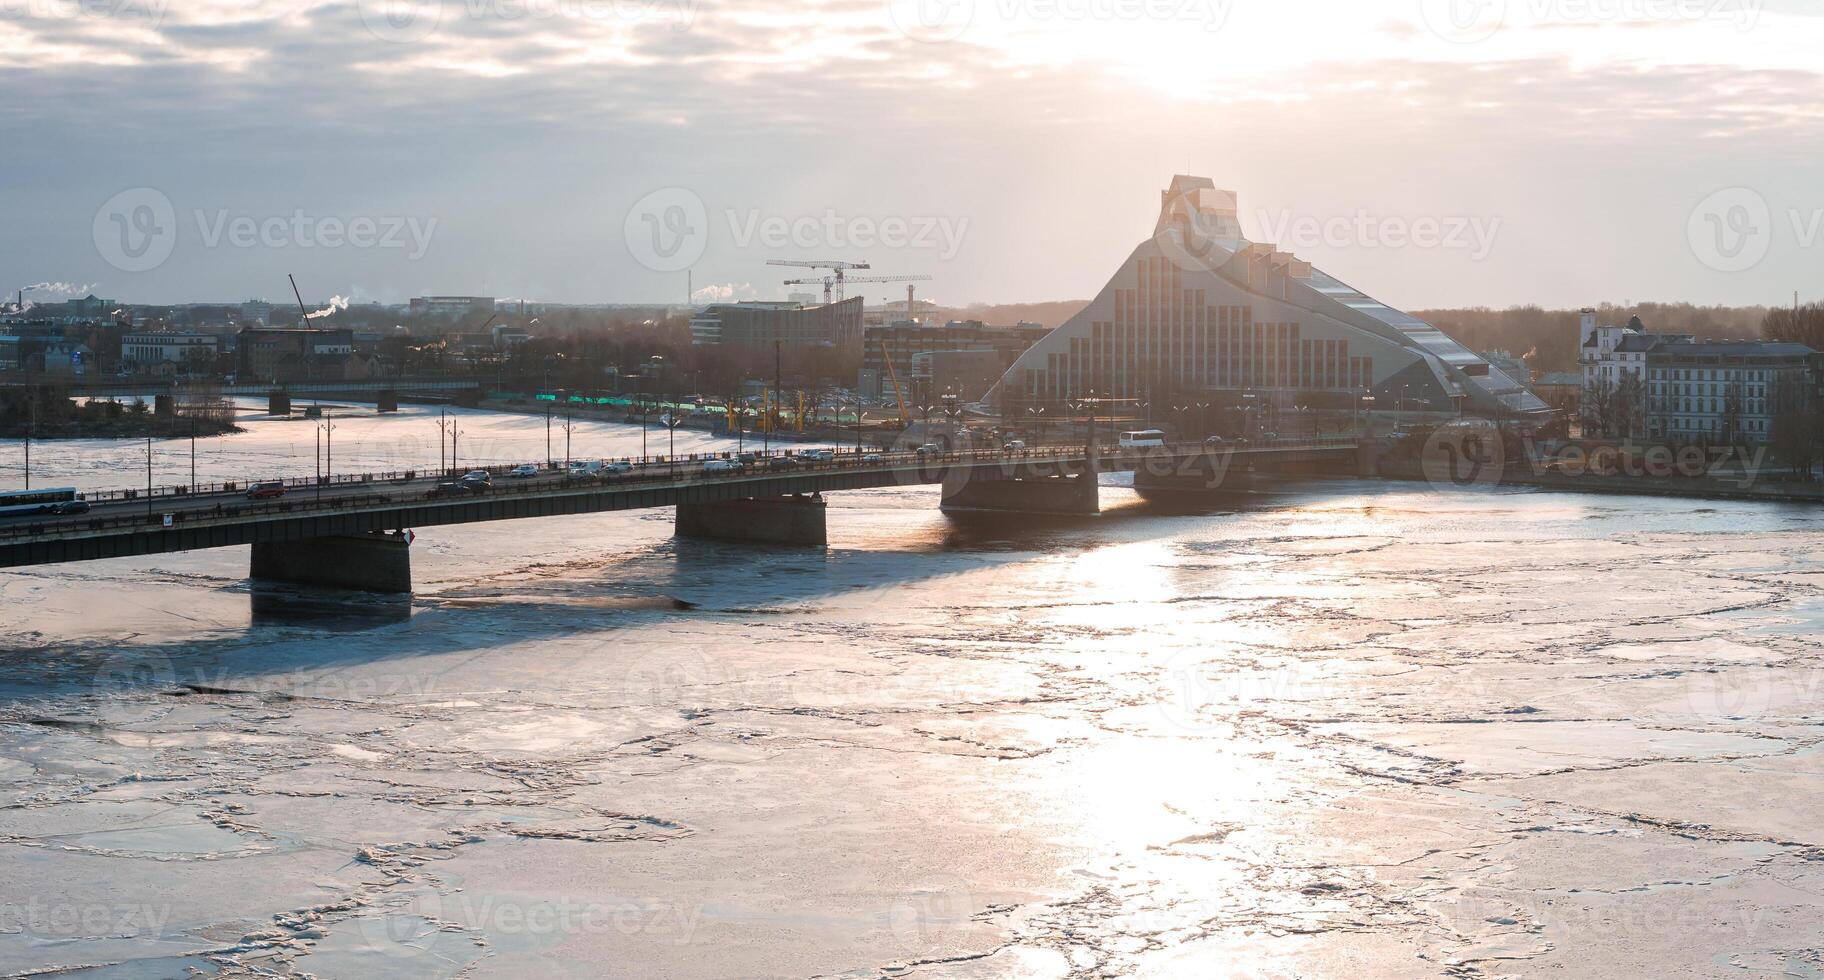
[782,273,932,306]
[767,260,870,303]
[879,335,912,424]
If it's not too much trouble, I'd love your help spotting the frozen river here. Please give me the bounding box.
[1,403,1822,977]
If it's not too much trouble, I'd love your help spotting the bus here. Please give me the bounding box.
[1117,429,1168,450]
[0,488,87,518]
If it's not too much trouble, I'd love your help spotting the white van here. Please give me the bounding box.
[568,460,605,476]
[1118,429,1167,450]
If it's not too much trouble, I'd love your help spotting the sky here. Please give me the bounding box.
[2,0,1822,313]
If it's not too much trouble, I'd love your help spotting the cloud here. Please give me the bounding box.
[691,281,754,303]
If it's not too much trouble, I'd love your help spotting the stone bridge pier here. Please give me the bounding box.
[675,494,829,546]
[250,530,413,593]
[939,457,1102,515]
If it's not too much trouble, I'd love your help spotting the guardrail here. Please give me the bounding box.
[0,438,1356,541]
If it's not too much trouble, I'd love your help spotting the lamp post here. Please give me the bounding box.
[145,437,153,518]
[437,408,451,474]
[940,389,962,448]
[1241,390,1257,441]
[662,413,682,478]
[562,411,575,469]
[545,403,553,468]
[1026,406,1046,445]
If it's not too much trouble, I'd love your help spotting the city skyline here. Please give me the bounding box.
[3,0,1821,310]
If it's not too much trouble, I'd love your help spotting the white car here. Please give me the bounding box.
[800,449,834,462]
[863,453,883,462]
[508,464,539,478]
[703,459,746,475]
[603,461,633,474]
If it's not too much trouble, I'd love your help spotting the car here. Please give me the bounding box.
[246,482,286,500]
[508,464,540,479]
[736,453,758,465]
[915,444,943,456]
[801,449,834,462]
[460,471,492,489]
[1203,435,1226,447]
[703,459,745,475]
[427,481,480,498]
[768,456,802,470]
[602,461,633,474]
[568,460,606,476]
[1002,440,1027,451]
[862,453,883,463]
[50,500,91,516]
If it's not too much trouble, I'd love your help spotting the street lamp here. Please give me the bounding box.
[1026,406,1047,445]
[661,413,683,477]
[561,411,576,469]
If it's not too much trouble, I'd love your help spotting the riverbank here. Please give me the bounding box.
[1374,456,1824,503]
[0,416,242,440]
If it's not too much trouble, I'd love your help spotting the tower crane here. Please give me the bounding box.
[766,260,870,303]
[781,273,932,306]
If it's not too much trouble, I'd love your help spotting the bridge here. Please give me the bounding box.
[0,440,1362,592]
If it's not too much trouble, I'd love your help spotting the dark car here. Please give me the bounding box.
[427,481,480,499]
[49,500,91,516]
[246,482,287,500]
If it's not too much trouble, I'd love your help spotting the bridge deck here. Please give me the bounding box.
[0,441,1358,568]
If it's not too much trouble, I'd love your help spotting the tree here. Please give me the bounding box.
[1763,303,1824,350]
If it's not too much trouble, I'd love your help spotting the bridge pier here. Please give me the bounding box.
[250,530,412,593]
[1132,449,1243,498]
[940,464,1101,515]
[675,494,828,547]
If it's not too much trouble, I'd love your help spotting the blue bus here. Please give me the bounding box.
[0,488,88,517]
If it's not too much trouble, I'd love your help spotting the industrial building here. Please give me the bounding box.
[990,176,1551,422]
[121,332,220,375]
[689,297,863,350]
[860,320,1052,402]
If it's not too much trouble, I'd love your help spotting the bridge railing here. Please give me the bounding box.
[0,438,1357,541]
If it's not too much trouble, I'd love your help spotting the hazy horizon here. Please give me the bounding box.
[5,0,1821,313]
